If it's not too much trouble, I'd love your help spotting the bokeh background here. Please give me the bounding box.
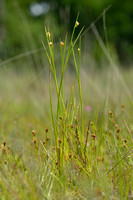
[0,0,133,66]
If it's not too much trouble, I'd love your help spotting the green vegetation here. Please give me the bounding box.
[0,16,133,199]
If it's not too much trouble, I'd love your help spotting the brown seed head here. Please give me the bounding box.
[33,138,36,144]
[121,104,125,108]
[116,128,120,133]
[4,160,7,165]
[91,134,96,140]
[109,111,113,116]
[32,130,36,136]
[56,161,58,165]
[58,138,61,144]
[71,124,74,129]
[101,157,104,162]
[69,153,72,158]
[59,116,62,120]
[123,139,127,143]
[45,128,48,133]
[3,142,6,146]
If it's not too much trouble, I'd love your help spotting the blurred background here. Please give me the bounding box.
[0,0,133,67]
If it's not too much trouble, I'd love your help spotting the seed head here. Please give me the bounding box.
[116,128,120,133]
[60,41,64,47]
[75,21,79,28]
[121,104,125,108]
[3,142,6,146]
[71,124,74,129]
[123,139,127,143]
[33,138,36,144]
[91,134,96,140]
[46,32,51,39]
[49,42,53,46]
[32,130,36,136]
[58,138,61,144]
[56,161,58,165]
[109,111,113,116]
[69,153,72,158]
[45,128,48,133]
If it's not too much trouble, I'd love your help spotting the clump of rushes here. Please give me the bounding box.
[42,14,85,173]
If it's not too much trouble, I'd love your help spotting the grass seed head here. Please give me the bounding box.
[123,139,127,143]
[75,21,79,28]
[33,138,36,144]
[60,41,64,47]
[58,138,61,144]
[3,142,6,146]
[45,128,48,133]
[121,104,125,108]
[91,134,96,140]
[49,42,53,46]
[32,130,36,136]
[56,161,58,165]
[116,128,120,133]
[69,153,72,158]
[46,32,51,39]
[109,111,113,116]
[71,124,74,129]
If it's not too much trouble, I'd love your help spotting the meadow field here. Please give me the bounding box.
[0,17,133,200]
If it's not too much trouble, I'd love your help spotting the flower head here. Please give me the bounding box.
[75,21,79,28]
[46,32,51,39]
[60,41,64,47]
[49,42,53,46]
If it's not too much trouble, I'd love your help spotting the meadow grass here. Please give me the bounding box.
[0,17,133,200]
